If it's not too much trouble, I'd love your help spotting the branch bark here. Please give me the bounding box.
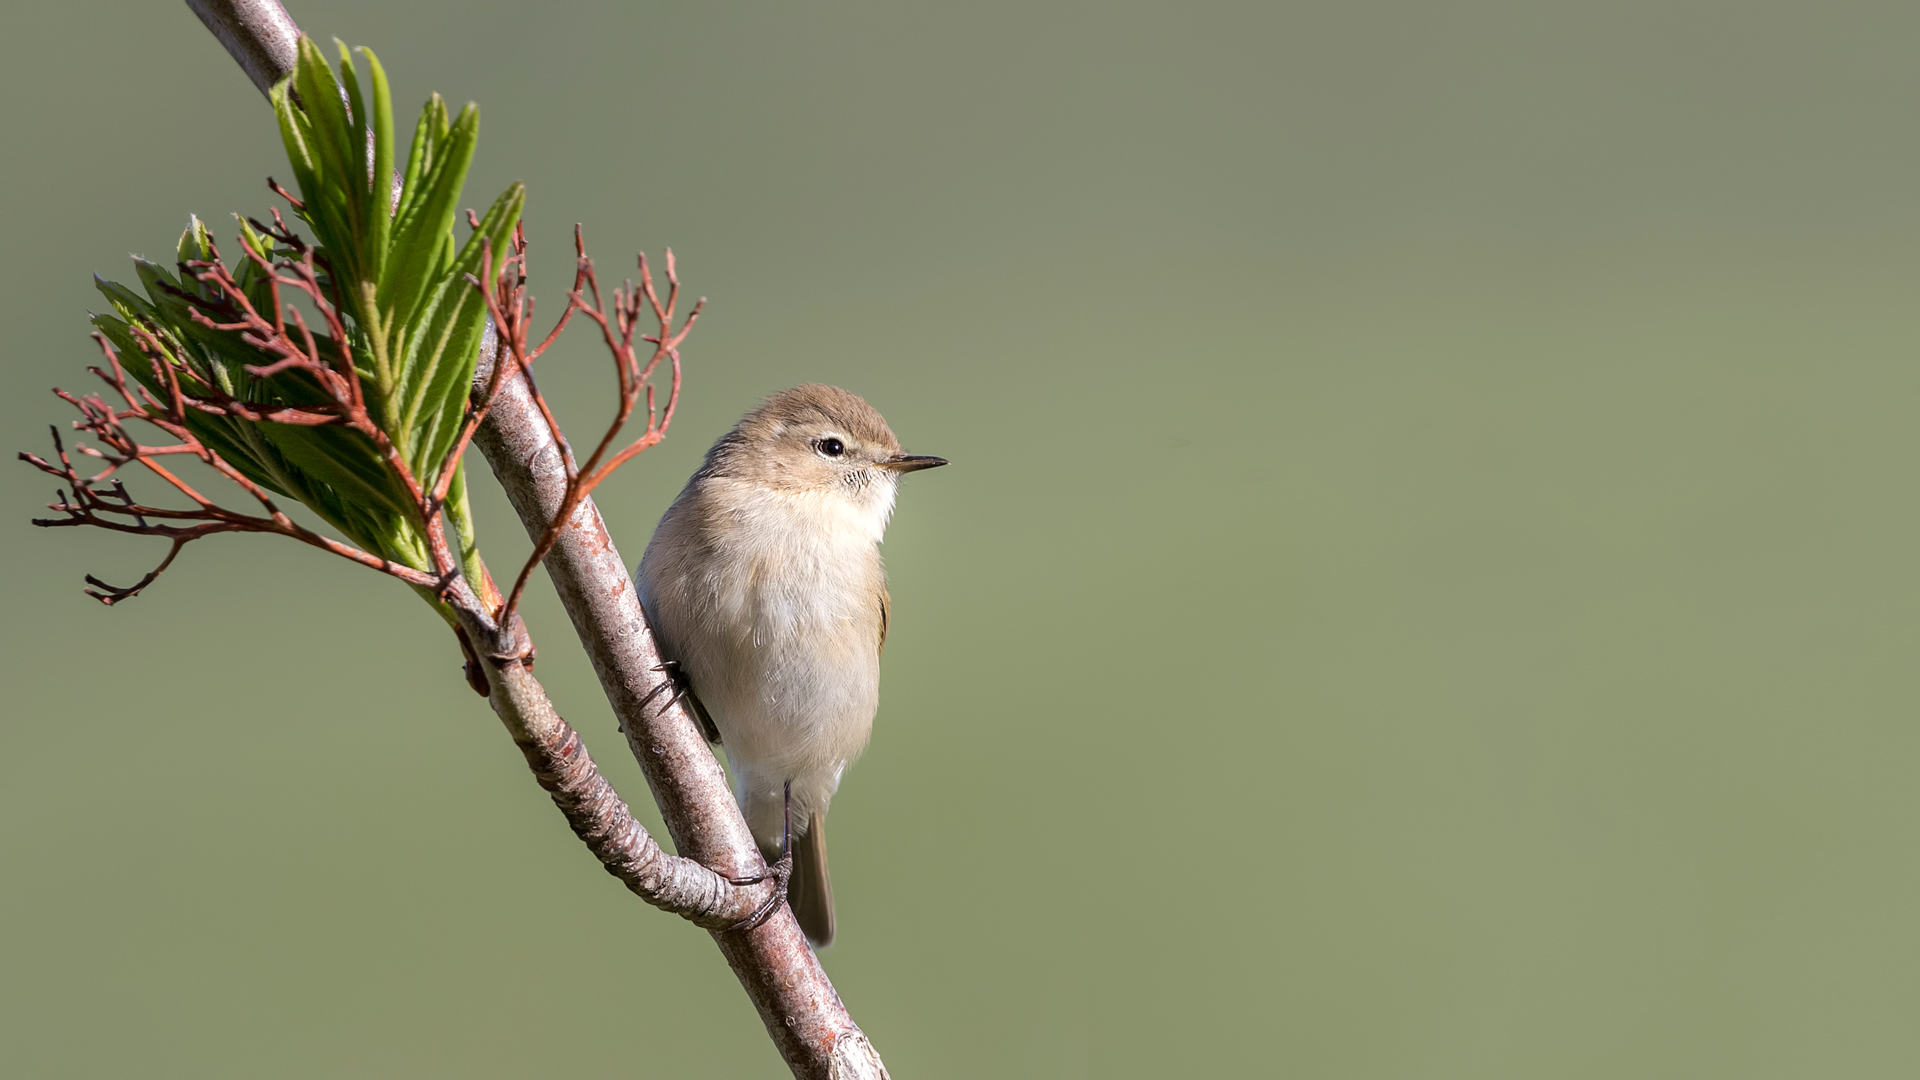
[458,618,784,932]
[185,0,298,97]
[182,3,887,1076]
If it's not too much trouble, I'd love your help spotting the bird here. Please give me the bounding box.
[635,384,946,946]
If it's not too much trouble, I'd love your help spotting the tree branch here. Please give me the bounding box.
[185,3,889,1076]
[458,611,785,932]
[186,0,298,97]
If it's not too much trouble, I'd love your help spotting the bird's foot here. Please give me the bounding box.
[724,779,793,934]
[724,849,793,933]
[642,659,721,742]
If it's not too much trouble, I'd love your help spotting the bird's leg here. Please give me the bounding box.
[646,660,721,742]
[725,781,794,933]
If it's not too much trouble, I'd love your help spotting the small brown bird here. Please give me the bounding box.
[636,385,946,946]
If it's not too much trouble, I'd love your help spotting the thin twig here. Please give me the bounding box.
[475,229,703,626]
[21,336,446,603]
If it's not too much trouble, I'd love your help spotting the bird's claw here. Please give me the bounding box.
[726,779,794,934]
[648,659,721,742]
[725,850,793,934]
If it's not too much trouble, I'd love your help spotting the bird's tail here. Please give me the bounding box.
[791,812,834,948]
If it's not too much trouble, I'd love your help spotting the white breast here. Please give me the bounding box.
[637,473,898,838]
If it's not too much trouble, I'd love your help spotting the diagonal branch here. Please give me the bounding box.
[465,611,787,932]
[188,4,889,1077]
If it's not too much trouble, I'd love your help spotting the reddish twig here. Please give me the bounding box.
[180,230,469,587]
[266,175,305,211]
[21,335,444,604]
[473,225,703,626]
[428,221,585,511]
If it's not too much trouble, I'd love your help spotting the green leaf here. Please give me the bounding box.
[360,47,396,278]
[290,37,363,282]
[230,215,278,315]
[396,94,454,227]
[251,420,414,523]
[88,36,533,587]
[284,38,362,274]
[445,459,488,602]
[176,215,214,277]
[382,101,479,339]
[270,77,321,221]
[398,181,525,479]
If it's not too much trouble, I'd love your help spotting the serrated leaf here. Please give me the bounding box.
[290,37,363,279]
[396,95,436,225]
[270,77,321,218]
[360,47,395,276]
[382,102,479,341]
[403,182,524,478]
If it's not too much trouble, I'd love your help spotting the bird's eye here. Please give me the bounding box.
[817,437,846,458]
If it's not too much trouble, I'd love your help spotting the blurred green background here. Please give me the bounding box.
[4,1,1918,1076]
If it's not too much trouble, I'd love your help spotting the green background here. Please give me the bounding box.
[4,1,1918,1075]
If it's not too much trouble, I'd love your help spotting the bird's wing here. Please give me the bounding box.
[878,582,891,658]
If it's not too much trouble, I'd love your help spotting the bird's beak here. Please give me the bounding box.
[878,454,948,473]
